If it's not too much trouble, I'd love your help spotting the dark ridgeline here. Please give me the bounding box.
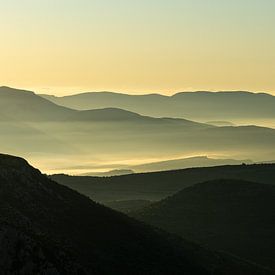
[50,164,275,273]
[0,154,206,275]
[51,163,275,202]
[0,154,273,275]
[132,179,275,272]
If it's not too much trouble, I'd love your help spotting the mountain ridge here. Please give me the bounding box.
[39,89,275,124]
[0,153,209,274]
[2,86,275,173]
[40,90,273,98]
[51,163,275,202]
[0,86,210,126]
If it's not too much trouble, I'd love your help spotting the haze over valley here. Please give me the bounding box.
[1,86,275,175]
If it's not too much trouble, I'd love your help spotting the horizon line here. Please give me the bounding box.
[1,85,274,98]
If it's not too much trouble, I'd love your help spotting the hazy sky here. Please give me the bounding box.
[0,0,274,95]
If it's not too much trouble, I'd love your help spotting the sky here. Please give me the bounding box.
[0,0,274,96]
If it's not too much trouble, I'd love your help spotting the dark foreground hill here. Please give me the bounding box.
[132,179,275,272]
[1,154,274,275]
[2,154,272,274]
[51,163,275,203]
[0,154,210,274]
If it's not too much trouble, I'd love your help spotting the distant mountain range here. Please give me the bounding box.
[73,156,253,176]
[0,86,206,125]
[132,179,275,271]
[2,153,271,274]
[41,90,275,124]
[1,86,275,172]
[81,169,134,177]
[130,156,253,173]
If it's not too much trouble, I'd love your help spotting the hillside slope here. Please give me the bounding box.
[132,179,275,271]
[0,153,210,274]
[0,154,273,274]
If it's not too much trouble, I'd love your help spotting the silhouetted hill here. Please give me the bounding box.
[51,163,275,202]
[0,153,212,274]
[40,90,275,123]
[132,179,275,271]
[0,154,273,275]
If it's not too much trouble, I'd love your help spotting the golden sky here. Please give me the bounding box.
[0,0,274,96]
